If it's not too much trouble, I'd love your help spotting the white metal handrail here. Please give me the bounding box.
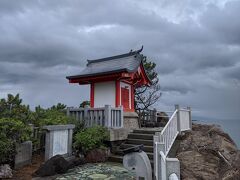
[154,105,192,180]
[159,109,179,156]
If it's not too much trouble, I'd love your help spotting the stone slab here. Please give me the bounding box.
[15,141,32,169]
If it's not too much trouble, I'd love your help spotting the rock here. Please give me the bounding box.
[33,155,70,177]
[68,157,85,169]
[85,148,109,163]
[0,164,12,178]
[177,151,220,179]
[176,123,240,180]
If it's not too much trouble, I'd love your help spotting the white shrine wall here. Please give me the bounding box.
[94,81,116,107]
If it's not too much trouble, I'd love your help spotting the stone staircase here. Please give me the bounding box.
[108,128,163,167]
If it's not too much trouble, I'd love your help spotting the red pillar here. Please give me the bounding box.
[115,80,120,107]
[90,83,94,107]
[131,85,135,111]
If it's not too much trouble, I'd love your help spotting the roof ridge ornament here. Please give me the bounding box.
[129,45,143,54]
[137,45,143,53]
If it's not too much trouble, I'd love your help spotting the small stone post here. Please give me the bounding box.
[187,106,192,130]
[158,142,166,180]
[166,158,180,179]
[153,134,159,179]
[175,104,181,133]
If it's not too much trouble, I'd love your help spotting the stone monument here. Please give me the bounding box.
[43,124,75,161]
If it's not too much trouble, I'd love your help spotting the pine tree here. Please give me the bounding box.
[135,55,161,111]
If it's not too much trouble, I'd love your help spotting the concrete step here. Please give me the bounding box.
[127,139,153,146]
[133,129,157,135]
[120,144,153,153]
[128,133,154,140]
[108,155,123,163]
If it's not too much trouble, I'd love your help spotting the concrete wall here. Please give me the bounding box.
[94,81,115,107]
[120,81,132,109]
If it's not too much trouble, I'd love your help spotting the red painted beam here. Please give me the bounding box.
[131,84,135,111]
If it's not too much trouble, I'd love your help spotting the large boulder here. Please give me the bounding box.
[176,123,240,180]
[33,155,70,177]
[0,164,12,179]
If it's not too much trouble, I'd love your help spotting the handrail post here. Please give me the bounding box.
[187,106,192,130]
[154,134,160,179]
[153,108,157,123]
[175,104,181,133]
[119,105,124,128]
[104,105,111,128]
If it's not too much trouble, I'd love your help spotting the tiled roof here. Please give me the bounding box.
[66,48,143,79]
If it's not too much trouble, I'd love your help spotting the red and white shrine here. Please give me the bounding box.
[66,47,151,112]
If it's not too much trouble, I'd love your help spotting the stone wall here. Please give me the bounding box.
[109,128,130,141]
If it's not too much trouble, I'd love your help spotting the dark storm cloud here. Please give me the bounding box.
[201,1,240,44]
[0,0,239,122]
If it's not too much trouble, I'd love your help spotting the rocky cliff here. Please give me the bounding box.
[176,123,240,180]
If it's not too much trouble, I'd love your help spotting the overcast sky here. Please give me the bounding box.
[0,0,240,123]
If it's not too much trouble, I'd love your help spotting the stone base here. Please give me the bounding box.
[123,111,139,130]
[108,111,139,142]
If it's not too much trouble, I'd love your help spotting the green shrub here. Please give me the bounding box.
[0,118,32,142]
[0,94,33,124]
[68,117,85,136]
[79,100,90,108]
[74,126,109,154]
[38,110,69,126]
[32,105,70,127]
[0,133,15,164]
[0,118,32,164]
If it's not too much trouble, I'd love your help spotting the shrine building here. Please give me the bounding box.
[66,47,151,112]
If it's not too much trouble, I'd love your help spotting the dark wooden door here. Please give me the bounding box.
[121,87,129,110]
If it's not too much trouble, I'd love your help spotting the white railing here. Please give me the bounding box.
[154,105,192,180]
[179,108,191,131]
[159,110,178,155]
[67,105,123,129]
[110,107,124,128]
